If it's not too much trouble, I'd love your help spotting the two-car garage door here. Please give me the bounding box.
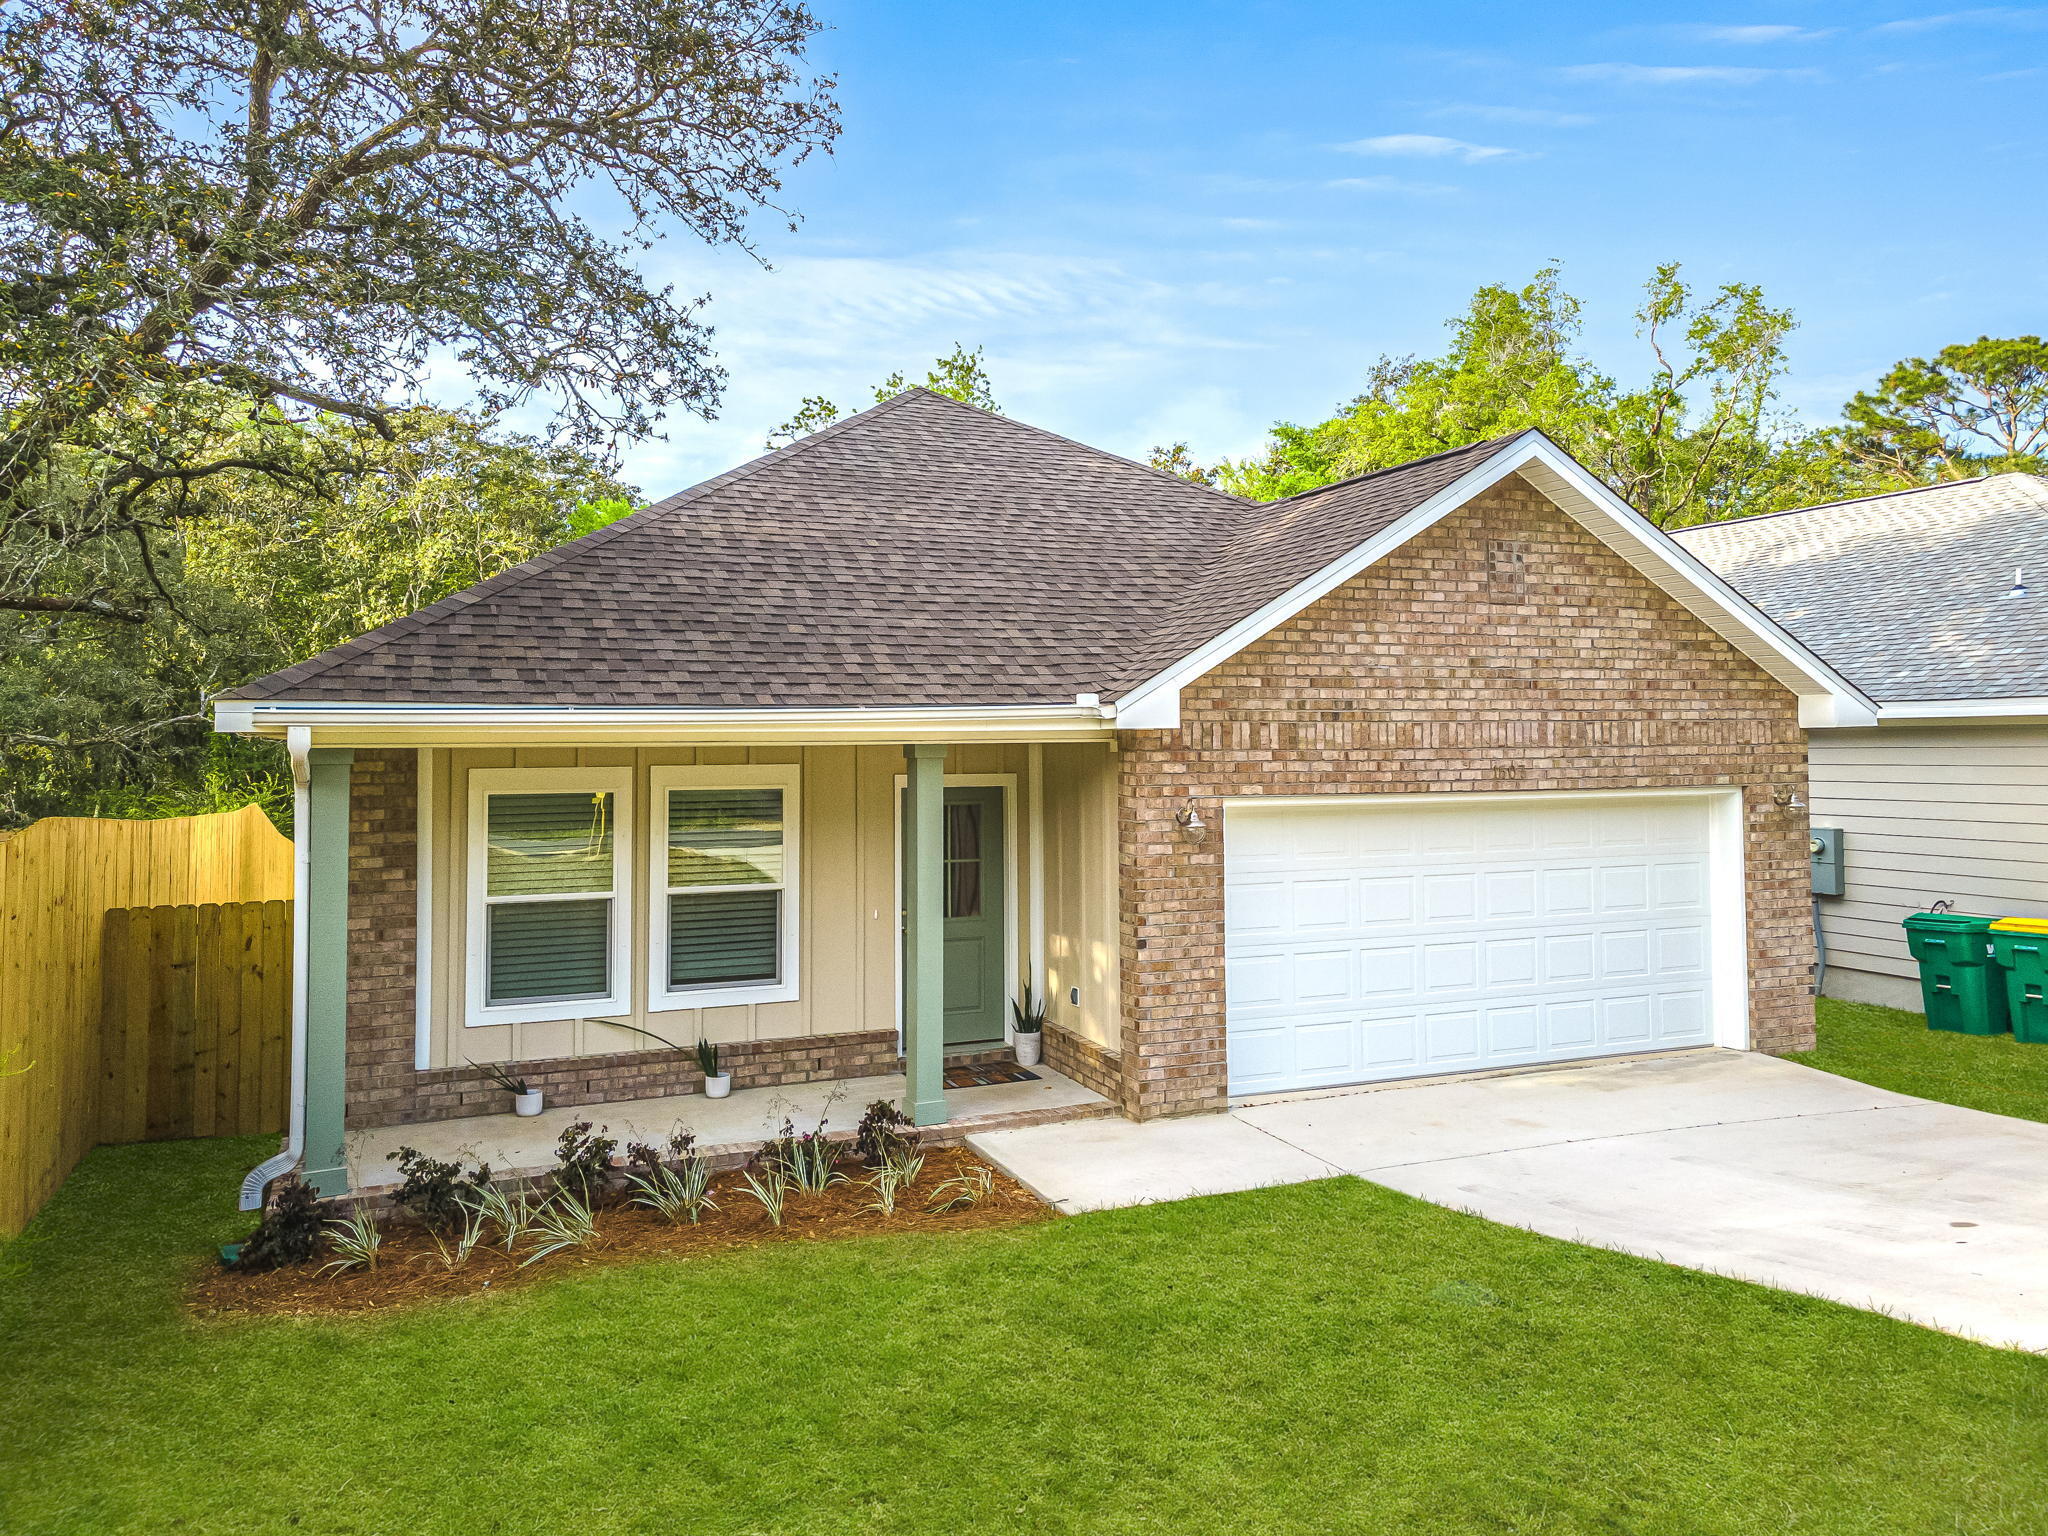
[1224,793,1730,1096]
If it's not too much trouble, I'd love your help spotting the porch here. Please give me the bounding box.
[286,726,1128,1197]
[348,1061,1116,1191]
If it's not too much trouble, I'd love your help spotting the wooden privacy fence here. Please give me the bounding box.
[99,902,292,1145]
[0,805,293,1237]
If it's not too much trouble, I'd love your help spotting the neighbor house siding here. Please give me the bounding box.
[1112,473,1815,1120]
[1810,723,2048,1010]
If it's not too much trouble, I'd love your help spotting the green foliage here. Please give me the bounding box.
[765,344,1000,448]
[0,407,632,825]
[1146,442,1220,486]
[318,1208,383,1275]
[566,498,638,541]
[1837,336,2048,484]
[550,1121,618,1207]
[1790,997,2048,1124]
[1220,263,1826,527]
[0,0,836,629]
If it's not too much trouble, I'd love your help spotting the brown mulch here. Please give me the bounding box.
[190,1146,1049,1320]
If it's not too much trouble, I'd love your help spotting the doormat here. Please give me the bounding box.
[943,1062,1042,1089]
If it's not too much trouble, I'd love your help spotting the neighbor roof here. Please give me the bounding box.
[221,390,1516,708]
[1673,474,2048,703]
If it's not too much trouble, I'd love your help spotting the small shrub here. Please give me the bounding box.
[233,1174,325,1271]
[520,1190,603,1267]
[625,1131,717,1224]
[862,1155,922,1216]
[926,1164,995,1213]
[738,1152,789,1227]
[469,1180,542,1252]
[318,1208,383,1275]
[386,1146,491,1233]
[551,1120,617,1206]
[760,1101,846,1195]
[853,1099,919,1169]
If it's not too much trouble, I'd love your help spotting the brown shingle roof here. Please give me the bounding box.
[222,391,1526,707]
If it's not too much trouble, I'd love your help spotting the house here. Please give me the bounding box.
[214,390,1871,1201]
[1675,474,2048,1011]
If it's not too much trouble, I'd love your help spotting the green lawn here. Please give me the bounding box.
[1791,996,2048,1123]
[3,1136,2046,1535]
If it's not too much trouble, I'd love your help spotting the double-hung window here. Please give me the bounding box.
[648,765,800,1011]
[466,768,632,1027]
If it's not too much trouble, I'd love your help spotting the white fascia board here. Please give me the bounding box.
[1855,696,2048,725]
[1113,432,1877,731]
[211,699,1119,746]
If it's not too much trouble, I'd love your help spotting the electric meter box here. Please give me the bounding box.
[1810,827,1844,897]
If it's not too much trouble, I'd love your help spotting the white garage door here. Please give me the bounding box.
[1224,794,1724,1096]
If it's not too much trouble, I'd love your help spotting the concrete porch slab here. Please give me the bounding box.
[348,1064,1112,1190]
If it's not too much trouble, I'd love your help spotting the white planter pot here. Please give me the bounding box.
[513,1089,544,1117]
[1013,1032,1043,1067]
[704,1072,733,1099]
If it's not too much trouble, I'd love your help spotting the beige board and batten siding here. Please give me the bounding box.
[1039,742,1123,1057]
[1811,723,2048,1009]
[424,743,1122,1067]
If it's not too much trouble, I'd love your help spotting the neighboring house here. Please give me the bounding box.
[215,390,1870,1200]
[1676,474,2048,1011]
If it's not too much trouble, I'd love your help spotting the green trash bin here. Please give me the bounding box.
[1902,912,2009,1035]
[1989,918,2048,1044]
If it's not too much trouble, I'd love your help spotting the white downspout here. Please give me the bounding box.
[1027,743,1047,1001]
[238,725,313,1210]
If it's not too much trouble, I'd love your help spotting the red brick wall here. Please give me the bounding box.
[1114,475,1813,1119]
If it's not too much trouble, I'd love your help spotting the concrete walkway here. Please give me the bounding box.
[969,1050,2048,1351]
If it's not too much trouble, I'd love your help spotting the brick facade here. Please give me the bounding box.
[1114,475,1813,1120]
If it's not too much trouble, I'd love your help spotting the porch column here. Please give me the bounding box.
[302,748,354,1195]
[903,743,949,1126]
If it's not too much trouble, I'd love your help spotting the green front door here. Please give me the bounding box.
[937,786,1007,1048]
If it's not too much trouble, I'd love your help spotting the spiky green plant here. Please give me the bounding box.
[318,1208,383,1275]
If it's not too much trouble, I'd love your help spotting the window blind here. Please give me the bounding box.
[488,792,616,896]
[488,897,610,1005]
[669,889,780,989]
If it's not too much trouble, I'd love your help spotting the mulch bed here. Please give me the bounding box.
[190,1146,1048,1320]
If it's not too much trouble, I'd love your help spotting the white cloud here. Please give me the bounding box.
[1324,175,1461,197]
[1670,23,1835,43]
[1561,62,1818,84]
[1427,103,1595,126]
[1874,8,2048,31]
[1336,132,1529,163]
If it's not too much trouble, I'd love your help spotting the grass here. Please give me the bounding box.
[3,1137,2046,1535]
[1791,996,2048,1123]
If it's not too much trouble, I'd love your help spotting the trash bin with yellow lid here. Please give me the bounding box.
[1902,912,2009,1036]
[1989,918,2048,1044]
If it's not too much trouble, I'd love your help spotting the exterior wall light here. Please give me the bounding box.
[1175,800,1207,831]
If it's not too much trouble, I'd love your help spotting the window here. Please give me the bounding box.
[648,765,800,1010]
[465,768,631,1026]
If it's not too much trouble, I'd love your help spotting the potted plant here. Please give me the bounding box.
[1010,986,1047,1067]
[697,1037,732,1098]
[475,1060,543,1116]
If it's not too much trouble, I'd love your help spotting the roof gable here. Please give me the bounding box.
[219,397,1869,730]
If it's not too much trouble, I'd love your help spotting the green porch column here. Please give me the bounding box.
[903,743,949,1127]
[302,748,354,1196]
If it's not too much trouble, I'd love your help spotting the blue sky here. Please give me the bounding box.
[603,2,2048,496]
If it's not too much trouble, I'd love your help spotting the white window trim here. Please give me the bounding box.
[647,764,801,1013]
[465,766,633,1028]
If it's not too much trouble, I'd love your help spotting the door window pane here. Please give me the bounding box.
[668,789,785,887]
[669,889,781,988]
[487,792,615,896]
[488,897,610,1004]
[945,801,982,918]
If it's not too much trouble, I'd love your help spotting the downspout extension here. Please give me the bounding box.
[239,726,313,1210]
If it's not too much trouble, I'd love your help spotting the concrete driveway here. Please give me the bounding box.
[969,1050,2048,1351]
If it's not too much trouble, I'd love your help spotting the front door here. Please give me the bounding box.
[938,786,1007,1048]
